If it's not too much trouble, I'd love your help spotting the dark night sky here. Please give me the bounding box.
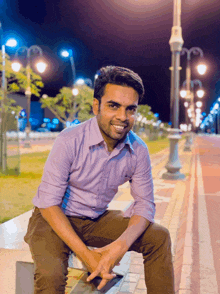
[2,0,220,123]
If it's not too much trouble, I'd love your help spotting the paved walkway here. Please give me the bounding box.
[3,135,219,293]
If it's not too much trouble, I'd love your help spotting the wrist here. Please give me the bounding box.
[75,246,91,261]
[112,239,129,254]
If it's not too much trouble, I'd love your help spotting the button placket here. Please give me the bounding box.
[97,158,110,205]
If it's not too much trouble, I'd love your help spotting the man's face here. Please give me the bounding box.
[93,83,139,150]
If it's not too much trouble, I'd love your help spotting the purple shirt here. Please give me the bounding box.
[33,117,155,222]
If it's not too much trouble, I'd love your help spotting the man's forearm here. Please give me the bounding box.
[116,215,151,252]
[39,206,90,261]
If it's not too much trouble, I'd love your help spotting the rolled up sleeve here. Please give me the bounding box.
[33,136,72,208]
[123,145,155,223]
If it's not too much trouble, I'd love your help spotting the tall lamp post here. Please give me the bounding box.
[180,79,204,129]
[181,79,204,150]
[181,47,206,102]
[0,21,17,172]
[12,46,47,148]
[61,49,75,85]
[61,49,79,120]
[162,0,185,180]
[180,47,206,147]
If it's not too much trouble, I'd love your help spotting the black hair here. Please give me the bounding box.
[94,66,144,104]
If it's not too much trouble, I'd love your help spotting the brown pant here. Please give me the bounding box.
[24,207,174,294]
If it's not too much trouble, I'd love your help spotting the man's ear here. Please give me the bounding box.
[93,98,100,115]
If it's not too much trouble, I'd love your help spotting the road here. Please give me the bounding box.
[188,135,220,294]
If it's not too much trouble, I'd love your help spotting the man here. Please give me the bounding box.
[24,66,174,293]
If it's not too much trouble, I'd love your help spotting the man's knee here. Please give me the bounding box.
[137,223,172,253]
[152,223,172,248]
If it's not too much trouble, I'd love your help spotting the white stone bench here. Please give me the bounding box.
[0,200,133,293]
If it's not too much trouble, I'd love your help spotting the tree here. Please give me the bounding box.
[133,104,156,134]
[137,105,156,121]
[0,51,44,115]
[0,51,44,174]
[40,84,94,126]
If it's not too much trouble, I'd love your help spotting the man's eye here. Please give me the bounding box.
[128,108,136,113]
[109,104,118,109]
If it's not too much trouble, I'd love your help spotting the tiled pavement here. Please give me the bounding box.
[1,138,194,293]
[110,139,193,294]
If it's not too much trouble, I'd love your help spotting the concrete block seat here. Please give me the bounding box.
[0,200,133,293]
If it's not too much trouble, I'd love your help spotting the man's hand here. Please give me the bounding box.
[86,215,150,290]
[86,242,127,290]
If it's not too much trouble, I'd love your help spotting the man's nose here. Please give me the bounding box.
[116,108,127,121]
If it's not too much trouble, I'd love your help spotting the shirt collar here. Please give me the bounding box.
[88,117,105,146]
[89,116,134,152]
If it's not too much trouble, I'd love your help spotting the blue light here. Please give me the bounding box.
[154,113,159,118]
[52,118,59,125]
[6,38,17,47]
[66,121,71,128]
[43,118,51,123]
[19,109,27,117]
[47,122,56,129]
[72,119,80,124]
[60,48,74,59]
[61,50,69,58]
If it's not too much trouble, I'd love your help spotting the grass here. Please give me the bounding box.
[142,137,169,154]
[0,137,170,224]
[0,151,50,223]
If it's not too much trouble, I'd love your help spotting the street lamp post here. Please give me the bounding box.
[181,48,206,101]
[162,0,185,180]
[75,78,93,88]
[12,45,46,148]
[183,101,191,151]
[181,79,204,129]
[0,44,7,172]
[0,21,17,172]
[180,47,206,146]
[61,49,78,120]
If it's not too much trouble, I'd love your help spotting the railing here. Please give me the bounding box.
[6,131,60,140]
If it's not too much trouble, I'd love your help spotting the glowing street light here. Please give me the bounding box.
[196,101,202,108]
[75,78,93,88]
[197,64,207,75]
[75,78,85,85]
[197,89,204,98]
[214,103,219,110]
[72,88,79,96]
[6,38,18,47]
[36,61,47,73]
[11,45,47,148]
[180,90,187,98]
[11,62,21,72]
[61,50,70,58]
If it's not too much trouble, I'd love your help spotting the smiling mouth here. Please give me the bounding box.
[112,124,127,132]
